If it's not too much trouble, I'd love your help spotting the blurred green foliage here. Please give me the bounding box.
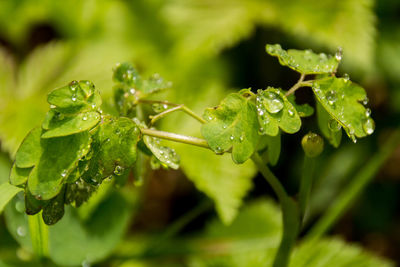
[0,0,399,266]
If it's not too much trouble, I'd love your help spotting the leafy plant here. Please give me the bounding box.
[0,43,391,267]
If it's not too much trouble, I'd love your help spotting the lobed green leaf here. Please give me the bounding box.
[256,88,301,136]
[316,102,342,148]
[312,77,374,142]
[201,93,259,164]
[9,164,32,186]
[15,127,42,168]
[28,131,91,200]
[143,135,180,170]
[266,44,339,74]
[287,94,314,117]
[41,111,100,138]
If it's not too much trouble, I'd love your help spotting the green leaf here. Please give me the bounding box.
[201,93,259,164]
[25,188,46,215]
[0,182,23,214]
[258,132,281,166]
[41,111,100,138]
[113,62,142,87]
[15,127,42,168]
[28,132,91,200]
[47,81,91,114]
[316,102,342,148]
[312,77,374,142]
[141,73,172,95]
[143,135,180,170]
[65,178,98,207]
[82,117,140,184]
[287,94,314,117]
[9,164,32,186]
[42,188,65,225]
[256,88,301,135]
[266,44,339,74]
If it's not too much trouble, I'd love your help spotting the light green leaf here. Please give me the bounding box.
[41,111,100,138]
[9,164,32,186]
[28,132,91,200]
[201,93,259,164]
[143,135,180,170]
[0,182,23,214]
[257,88,301,135]
[82,117,140,184]
[287,94,314,117]
[179,146,256,224]
[141,73,172,95]
[266,44,339,74]
[316,101,342,148]
[15,127,42,168]
[312,77,374,142]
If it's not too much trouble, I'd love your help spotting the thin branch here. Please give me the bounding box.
[140,128,210,149]
[285,74,313,96]
[139,99,206,124]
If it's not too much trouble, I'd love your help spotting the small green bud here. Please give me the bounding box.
[301,132,324,157]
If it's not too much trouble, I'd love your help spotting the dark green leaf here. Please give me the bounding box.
[143,135,180,170]
[82,117,140,184]
[28,132,91,200]
[65,179,97,207]
[258,132,281,166]
[266,44,339,74]
[25,188,46,215]
[113,62,142,87]
[316,102,342,148]
[312,77,374,142]
[201,93,259,164]
[15,127,42,168]
[256,88,301,135]
[287,94,314,117]
[42,188,65,225]
[9,164,32,186]
[41,111,100,138]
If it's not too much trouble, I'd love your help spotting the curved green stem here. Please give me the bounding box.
[298,156,315,224]
[140,128,209,149]
[28,212,49,258]
[251,154,300,267]
[306,130,400,242]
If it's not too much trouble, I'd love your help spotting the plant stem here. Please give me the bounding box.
[140,128,209,149]
[139,99,206,124]
[28,212,49,258]
[251,154,299,267]
[306,130,400,242]
[298,156,315,224]
[285,74,313,96]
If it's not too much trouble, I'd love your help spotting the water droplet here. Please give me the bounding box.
[328,119,342,132]
[264,91,284,113]
[229,135,234,141]
[69,80,78,91]
[350,135,357,143]
[343,73,350,82]
[61,170,67,177]
[215,146,223,154]
[82,116,88,121]
[239,134,244,142]
[288,109,295,117]
[363,118,375,135]
[258,109,264,116]
[129,88,136,95]
[319,53,327,61]
[326,90,337,105]
[17,226,27,237]
[15,202,25,213]
[207,115,214,121]
[365,108,371,117]
[114,165,124,176]
[91,103,96,109]
[50,104,56,109]
[71,96,77,102]
[258,127,265,134]
[362,97,369,105]
[335,47,343,61]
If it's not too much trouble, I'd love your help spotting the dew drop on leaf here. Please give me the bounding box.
[82,116,88,121]
[15,202,25,213]
[363,118,375,135]
[71,96,77,102]
[365,108,371,117]
[113,165,124,176]
[335,47,343,61]
[61,170,67,177]
[17,226,27,237]
[264,92,284,113]
[288,109,295,117]
[328,119,342,132]
[343,73,350,82]
[363,97,369,105]
[69,80,78,91]
[230,135,234,141]
[325,90,337,105]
